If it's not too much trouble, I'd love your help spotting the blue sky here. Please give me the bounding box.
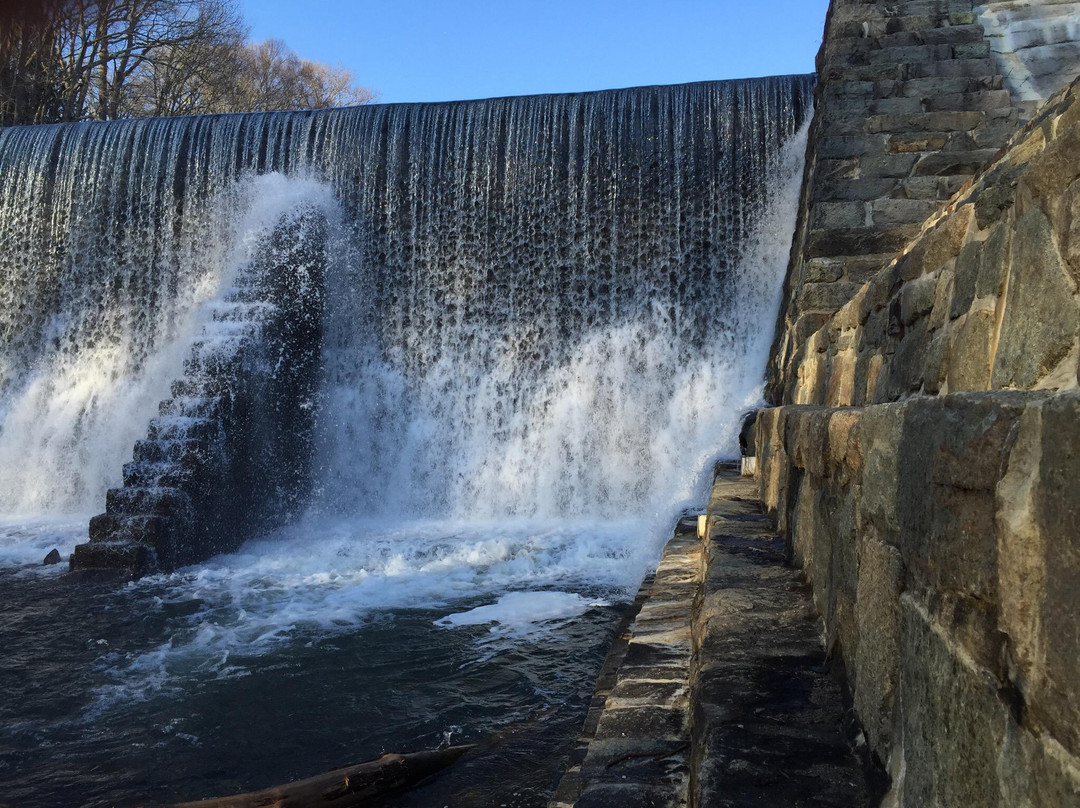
[239,1,830,104]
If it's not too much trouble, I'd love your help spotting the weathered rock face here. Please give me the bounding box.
[70,208,327,573]
[976,1,1080,107]
[778,75,1080,408]
[756,394,1080,806]
[765,0,1031,404]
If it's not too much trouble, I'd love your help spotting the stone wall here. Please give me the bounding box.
[977,1,1080,108]
[778,74,1080,407]
[766,0,1031,403]
[755,393,1080,805]
[753,1,1080,802]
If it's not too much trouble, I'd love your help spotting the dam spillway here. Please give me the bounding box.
[0,75,813,558]
[0,75,814,806]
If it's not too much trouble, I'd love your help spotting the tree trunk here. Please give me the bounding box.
[165,745,474,808]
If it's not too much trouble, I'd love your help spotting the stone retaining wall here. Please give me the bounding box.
[778,74,1080,407]
[754,2,1080,803]
[756,392,1080,805]
[766,0,1030,403]
[977,1,1080,107]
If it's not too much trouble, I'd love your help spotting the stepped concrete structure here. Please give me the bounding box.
[71,208,327,573]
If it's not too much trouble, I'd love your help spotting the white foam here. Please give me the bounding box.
[0,517,85,571]
[313,121,810,535]
[436,591,608,634]
[83,516,640,709]
[0,173,341,514]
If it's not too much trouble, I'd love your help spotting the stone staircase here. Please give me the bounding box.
[551,464,881,807]
[71,208,327,574]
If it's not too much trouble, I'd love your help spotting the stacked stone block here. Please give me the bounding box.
[976,1,1080,109]
[71,207,327,574]
[754,49,1080,808]
[779,75,1080,407]
[766,0,1028,402]
[753,2,1080,802]
[756,393,1080,805]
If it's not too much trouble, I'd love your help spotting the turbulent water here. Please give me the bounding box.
[0,76,813,807]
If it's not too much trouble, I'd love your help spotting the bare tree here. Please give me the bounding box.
[1,0,71,125]
[120,1,247,116]
[1,0,375,125]
[229,38,376,112]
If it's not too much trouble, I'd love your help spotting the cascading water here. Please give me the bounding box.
[0,76,812,522]
[0,76,813,807]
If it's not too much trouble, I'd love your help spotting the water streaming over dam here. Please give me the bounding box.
[0,76,813,806]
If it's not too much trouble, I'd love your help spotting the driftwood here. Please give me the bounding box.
[166,745,474,808]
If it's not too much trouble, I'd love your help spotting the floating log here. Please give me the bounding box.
[166,745,474,808]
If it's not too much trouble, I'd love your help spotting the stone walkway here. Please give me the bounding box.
[551,464,879,808]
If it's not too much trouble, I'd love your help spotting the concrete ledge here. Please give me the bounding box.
[553,466,877,806]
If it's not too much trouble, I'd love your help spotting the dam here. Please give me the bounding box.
[0,77,813,806]
[4,0,1080,804]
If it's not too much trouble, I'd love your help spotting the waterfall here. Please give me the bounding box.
[0,76,813,527]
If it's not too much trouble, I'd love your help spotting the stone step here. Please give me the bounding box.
[829,89,1012,116]
[105,486,193,518]
[911,148,1004,176]
[832,21,985,45]
[925,89,1013,112]
[69,539,153,572]
[208,300,272,322]
[183,343,247,378]
[206,320,261,340]
[132,437,209,464]
[897,75,1005,97]
[831,2,977,26]
[88,512,173,546]
[224,283,273,304]
[169,378,213,399]
[836,15,944,38]
[121,460,195,489]
[189,335,247,361]
[158,395,226,419]
[146,416,220,443]
[903,57,998,79]
[834,40,990,66]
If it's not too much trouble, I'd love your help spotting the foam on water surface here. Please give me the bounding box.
[84,517,639,704]
[436,592,611,633]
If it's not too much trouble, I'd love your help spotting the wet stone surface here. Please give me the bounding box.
[552,464,881,807]
[695,468,880,807]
